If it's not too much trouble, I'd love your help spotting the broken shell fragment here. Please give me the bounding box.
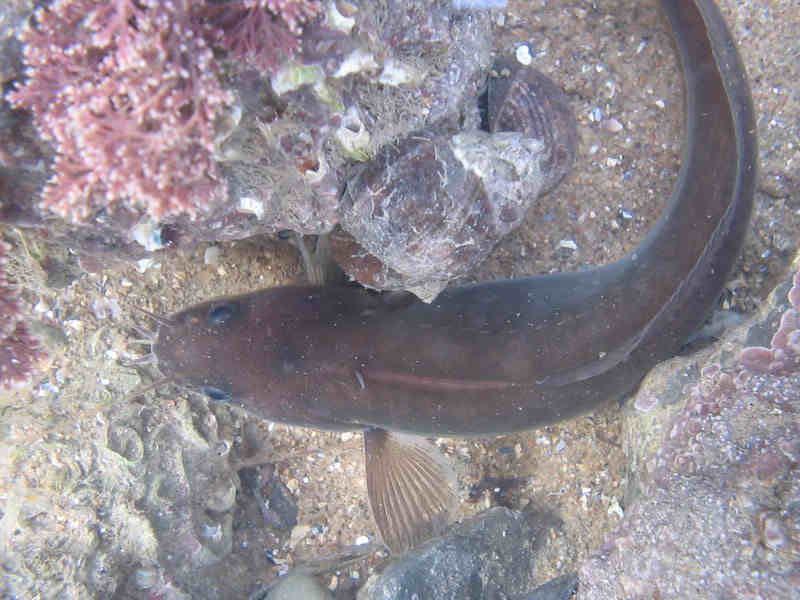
[335,60,577,301]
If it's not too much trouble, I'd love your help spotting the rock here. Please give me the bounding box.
[515,573,578,600]
[262,570,333,600]
[358,507,544,600]
[579,268,800,599]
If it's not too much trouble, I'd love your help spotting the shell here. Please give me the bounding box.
[487,57,578,194]
[334,59,578,301]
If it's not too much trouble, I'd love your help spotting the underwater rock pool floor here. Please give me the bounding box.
[1,0,798,598]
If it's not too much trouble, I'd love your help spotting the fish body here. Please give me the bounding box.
[151,0,757,551]
[154,0,756,437]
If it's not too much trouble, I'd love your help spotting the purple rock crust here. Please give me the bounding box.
[579,269,800,599]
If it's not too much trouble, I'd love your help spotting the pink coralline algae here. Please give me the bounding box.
[202,0,322,73]
[739,269,800,374]
[7,0,232,220]
[6,0,319,222]
[0,241,44,388]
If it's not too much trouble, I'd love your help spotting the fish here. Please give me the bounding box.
[150,0,757,553]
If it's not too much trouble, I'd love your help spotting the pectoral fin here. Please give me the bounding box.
[363,428,458,554]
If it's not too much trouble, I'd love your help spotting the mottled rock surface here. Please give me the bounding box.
[0,1,579,299]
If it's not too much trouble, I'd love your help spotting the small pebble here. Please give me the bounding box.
[289,524,311,547]
[558,240,578,251]
[132,221,165,251]
[135,258,156,273]
[64,319,83,331]
[607,497,624,519]
[453,0,507,8]
[266,571,332,600]
[204,245,221,265]
[601,118,624,133]
[515,44,533,66]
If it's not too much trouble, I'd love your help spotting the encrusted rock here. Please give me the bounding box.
[579,268,800,599]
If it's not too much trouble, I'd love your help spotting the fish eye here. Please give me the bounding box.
[202,386,230,402]
[208,302,238,325]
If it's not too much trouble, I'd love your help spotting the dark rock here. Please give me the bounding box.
[359,507,544,600]
[263,476,299,531]
[514,573,578,600]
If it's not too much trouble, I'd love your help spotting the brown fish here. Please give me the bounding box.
[151,0,757,553]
